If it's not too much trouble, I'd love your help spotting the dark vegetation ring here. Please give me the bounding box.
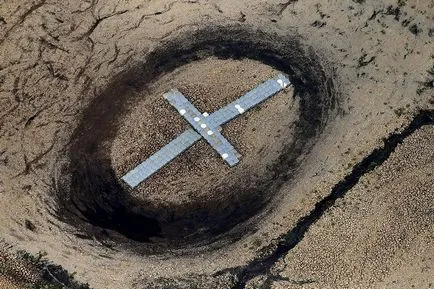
[54,24,340,254]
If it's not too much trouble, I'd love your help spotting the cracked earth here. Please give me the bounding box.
[0,0,433,288]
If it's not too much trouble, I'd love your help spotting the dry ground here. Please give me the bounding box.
[0,0,433,288]
[111,57,295,208]
[264,124,434,289]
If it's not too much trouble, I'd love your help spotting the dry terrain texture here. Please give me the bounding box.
[269,125,434,289]
[0,0,433,288]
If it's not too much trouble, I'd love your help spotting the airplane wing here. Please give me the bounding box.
[164,89,240,166]
[208,74,290,125]
[121,129,201,188]
[121,74,291,188]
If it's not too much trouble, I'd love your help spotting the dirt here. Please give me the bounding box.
[0,277,22,289]
[0,0,433,288]
[269,124,434,289]
[111,57,295,209]
[51,27,332,250]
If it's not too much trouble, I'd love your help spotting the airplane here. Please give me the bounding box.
[122,74,291,188]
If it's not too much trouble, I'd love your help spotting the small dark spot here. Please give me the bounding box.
[311,20,326,28]
[25,219,36,231]
[98,253,114,259]
[0,16,6,25]
[402,19,411,27]
[238,12,246,22]
[22,185,32,193]
[25,114,39,127]
[357,53,376,68]
[394,107,406,117]
[409,24,421,35]
[368,10,381,21]
[385,5,401,21]
[213,4,223,13]
[74,233,93,240]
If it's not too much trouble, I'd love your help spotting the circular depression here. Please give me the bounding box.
[111,57,298,234]
[55,26,338,252]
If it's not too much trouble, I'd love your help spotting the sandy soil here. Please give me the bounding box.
[112,57,296,208]
[0,277,22,289]
[266,124,434,289]
[0,0,433,288]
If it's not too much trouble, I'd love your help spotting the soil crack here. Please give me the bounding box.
[217,110,434,289]
[0,0,46,45]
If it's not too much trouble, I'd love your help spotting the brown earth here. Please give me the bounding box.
[112,57,296,210]
[267,124,434,289]
[0,0,433,288]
